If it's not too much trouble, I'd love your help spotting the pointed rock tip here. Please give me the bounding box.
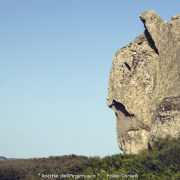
[140,10,161,23]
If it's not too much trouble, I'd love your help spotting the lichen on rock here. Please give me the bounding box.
[107,11,180,154]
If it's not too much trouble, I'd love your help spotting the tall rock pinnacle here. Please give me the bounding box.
[107,11,180,154]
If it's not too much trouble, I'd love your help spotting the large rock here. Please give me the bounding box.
[107,11,180,154]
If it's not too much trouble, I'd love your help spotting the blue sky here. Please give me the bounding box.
[0,1,179,158]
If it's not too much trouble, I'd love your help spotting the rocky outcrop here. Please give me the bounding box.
[107,11,180,154]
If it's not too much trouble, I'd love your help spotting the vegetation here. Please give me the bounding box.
[0,137,179,180]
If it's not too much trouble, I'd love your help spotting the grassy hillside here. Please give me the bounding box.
[0,137,179,180]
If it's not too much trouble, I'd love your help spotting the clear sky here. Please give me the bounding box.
[0,1,179,158]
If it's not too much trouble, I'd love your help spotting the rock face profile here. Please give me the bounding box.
[107,11,180,154]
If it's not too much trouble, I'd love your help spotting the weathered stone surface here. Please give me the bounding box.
[107,11,180,154]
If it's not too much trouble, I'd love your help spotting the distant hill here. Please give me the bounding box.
[0,137,179,180]
[0,157,7,161]
[0,157,17,161]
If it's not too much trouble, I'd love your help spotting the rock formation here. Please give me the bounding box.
[107,11,180,154]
